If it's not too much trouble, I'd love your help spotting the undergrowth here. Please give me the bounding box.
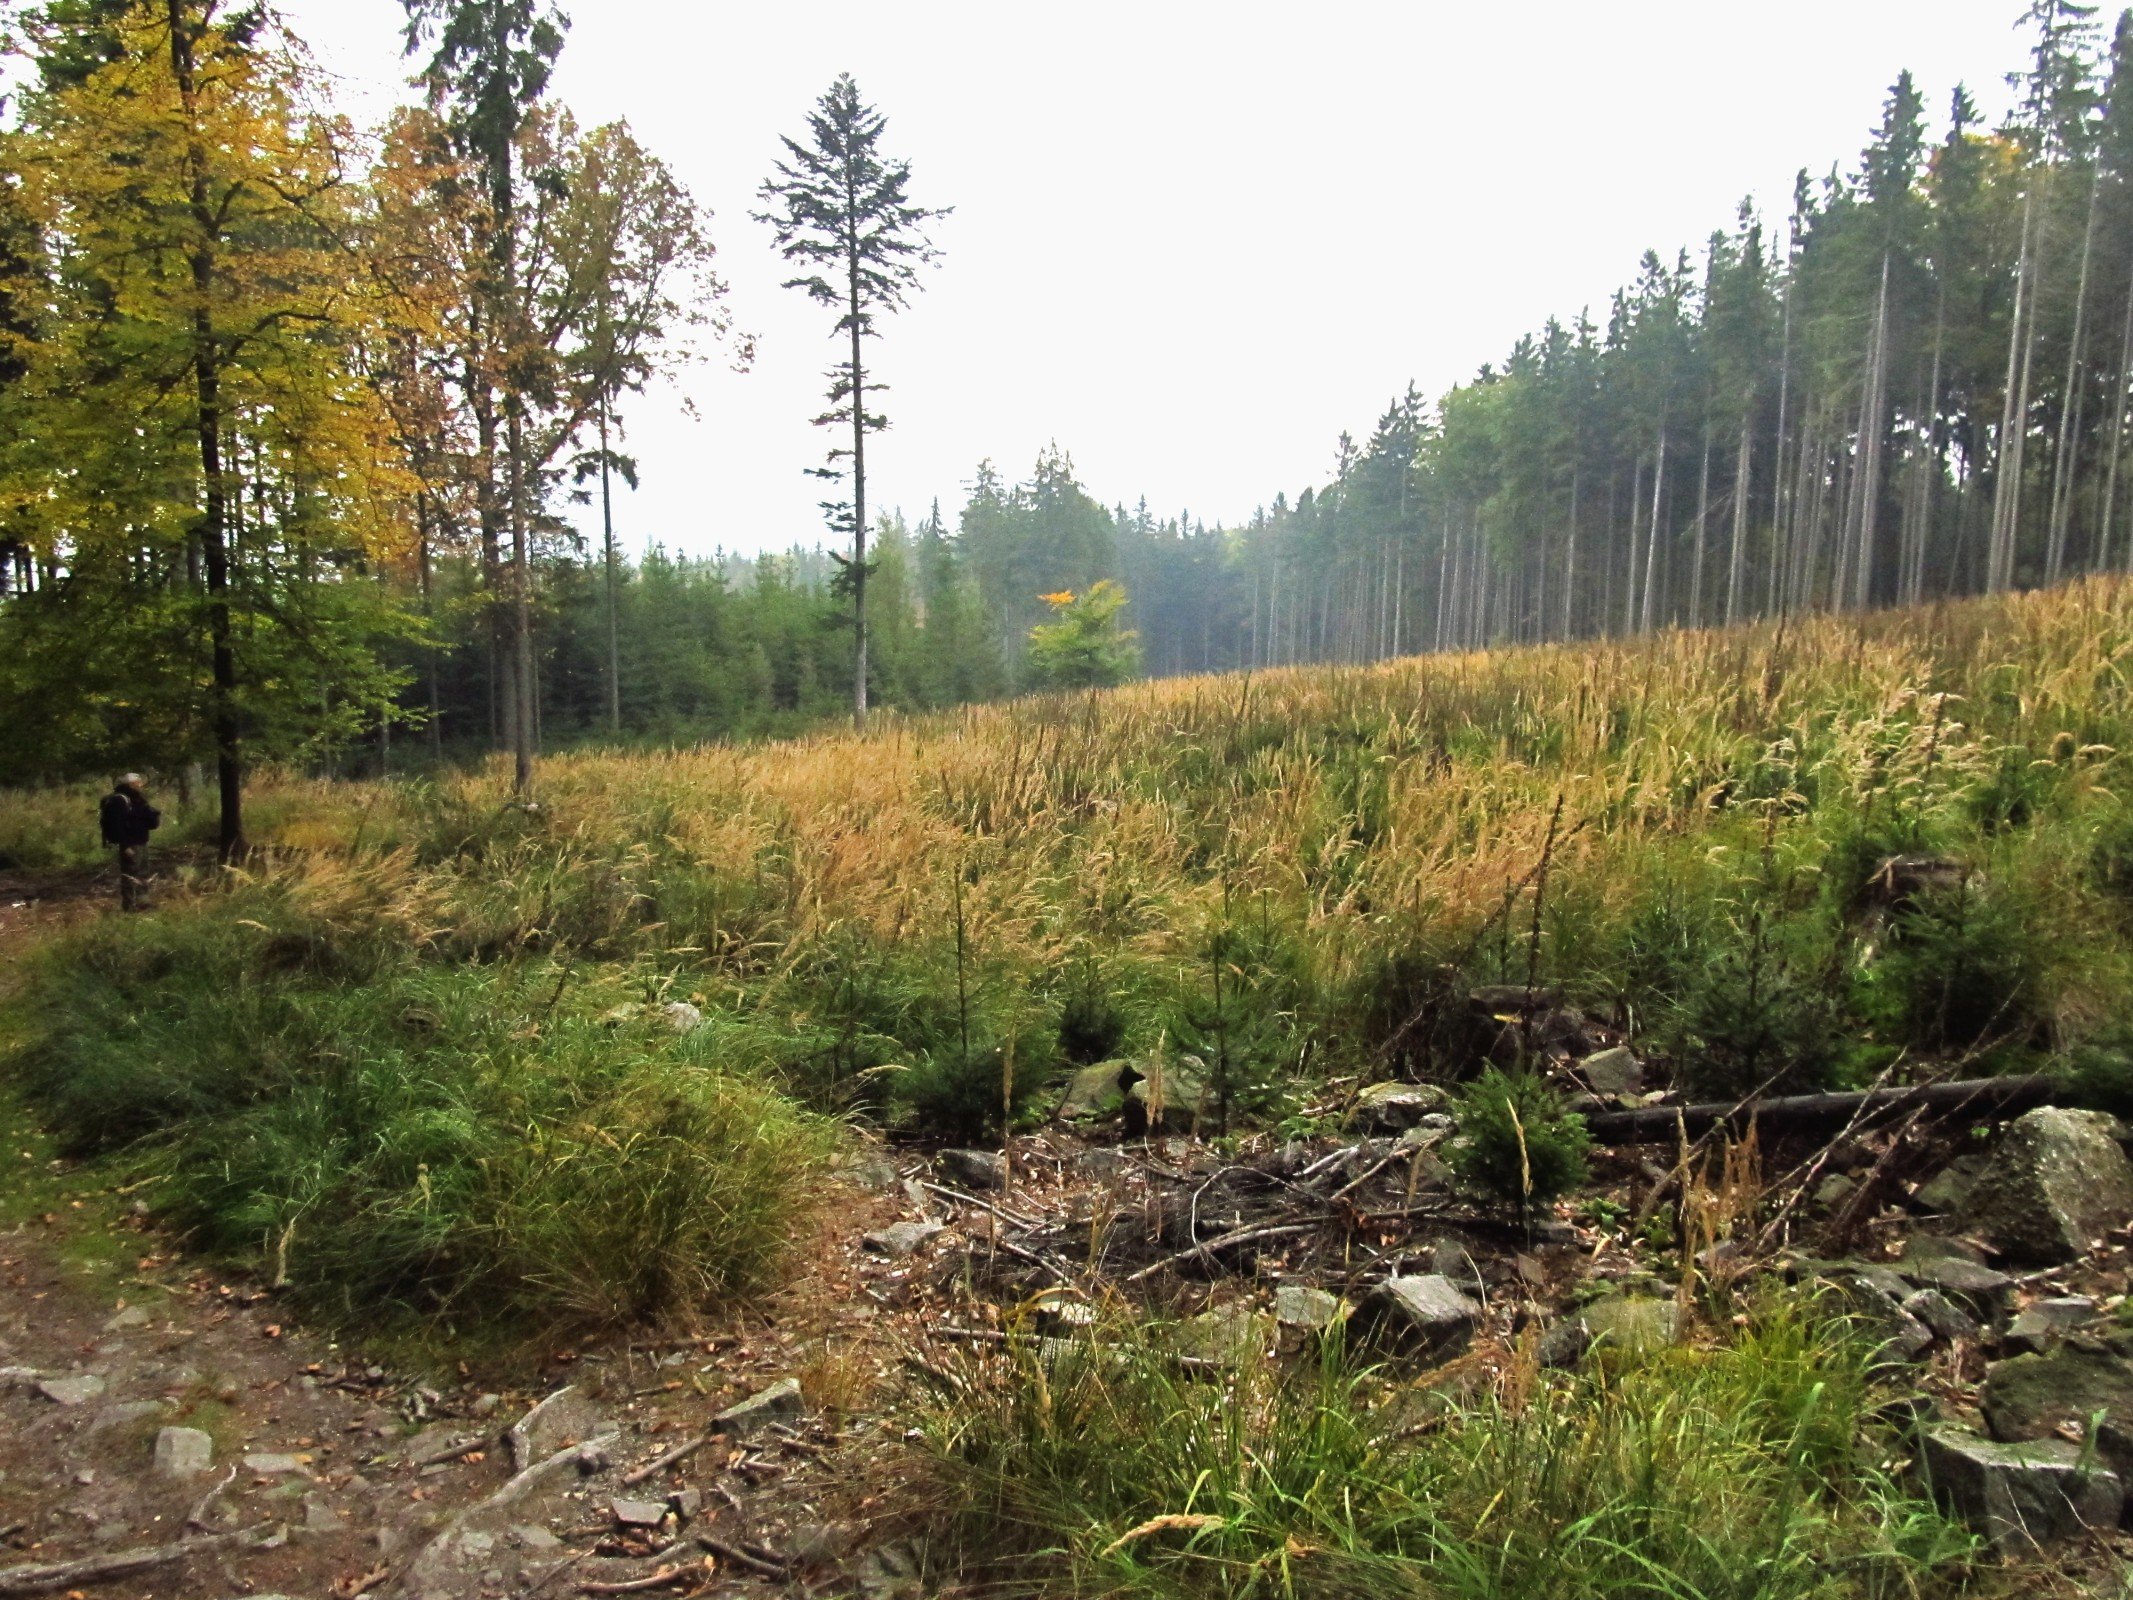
[916,1302,1982,1600]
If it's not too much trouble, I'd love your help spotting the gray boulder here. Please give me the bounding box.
[1814,1266,1933,1361]
[862,1221,945,1258]
[1961,1107,2133,1264]
[1579,1046,1644,1098]
[1369,1274,1479,1359]
[660,1000,705,1033]
[36,1374,105,1406]
[1349,1081,1450,1134]
[1274,1285,1345,1334]
[1057,1062,1128,1121]
[1128,1058,1207,1134]
[1901,1289,1980,1346]
[713,1378,803,1439]
[1542,1295,1681,1368]
[1920,1426,2121,1555]
[938,1149,1006,1191]
[153,1426,214,1478]
[1982,1333,2133,1446]
[1911,1155,1987,1216]
[1896,1256,2014,1319]
[2004,1297,2099,1355]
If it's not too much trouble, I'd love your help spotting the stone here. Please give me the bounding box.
[1579,1046,1644,1098]
[36,1374,105,1406]
[1273,1285,1344,1333]
[1427,1240,1486,1295]
[1033,1298,1098,1335]
[668,1487,702,1522]
[1982,1334,2133,1445]
[862,1221,945,1258]
[1073,1148,1128,1181]
[713,1377,803,1439]
[88,1399,166,1434]
[514,1385,603,1462]
[1396,1114,1456,1150]
[511,1524,562,1552]
[1960,1107,2133,1264]
[302,1494,345,1533]
[102,1305,151,1333]
[1912,1156,1986,1216]
[938,1149,1006,1191]
[471,1393,503,1418]
[1919,1426,2121,1556]
[1900,1233,1986,1266]
[1901,1289,1980,1346]
[1815,1266,1933,1361]
[1349,1081,1450,1134]
[789,1521,856,1565]
[2004,1298,2098,1355]
[610,1497,668,1529]
[1896,1256,2015,1319]
[1369,1275,1479,1359]
[153,1426,214,1478]
[1812,1173,1857,1210]
[243,1452,311,1476]
[1057,1062,1128,1121]
[1538,1318,1594,1369]
[1127,1059,1207,1134]
[660,1000,704,1033]
[843,1156,902,1192]
[1176,1302,1272,1365]
[1581,1295,1682,1357]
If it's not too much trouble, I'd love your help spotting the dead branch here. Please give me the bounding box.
[1124,1221,1316,1284]
[0,1522,274,1596]
[1581,1076,2054,1144]
[621,1433,714,1487]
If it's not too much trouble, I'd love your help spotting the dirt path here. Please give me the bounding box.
[0,1154,933,1600]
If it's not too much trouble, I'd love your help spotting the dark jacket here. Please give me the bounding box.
[99,787,160,849]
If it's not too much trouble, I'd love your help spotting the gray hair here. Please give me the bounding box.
[121,773,144,787]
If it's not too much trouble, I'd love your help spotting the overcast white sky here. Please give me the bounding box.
[282,1,2033,559]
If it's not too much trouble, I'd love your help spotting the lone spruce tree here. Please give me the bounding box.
[756,75,945,729]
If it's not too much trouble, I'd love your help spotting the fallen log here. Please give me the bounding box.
[1582,1075,2056,1144]
[0,1523,275,1596]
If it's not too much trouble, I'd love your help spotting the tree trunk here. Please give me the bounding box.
[1640,424,1667,634]
[1851,251,1893,611]
[1725,410,1752,625]
[2047,164,2103,584]
[2099,253,2133,572]
[168,0,243,863]
[600,397,620,737]
[848,253,869,729]
[1990,179,2041,591]
[1689,419,1712,626]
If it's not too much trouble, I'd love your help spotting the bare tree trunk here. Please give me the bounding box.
[1990,179,2041,591]
[1640,425,1667,634]
[1725,411,1752,625]
[1851,252,1893,611]
[600,396,621,736]
[2099,254,2133,572]
[2047,164,2103,584]
[1562,462,1580,639]
[1689,419,1712,626]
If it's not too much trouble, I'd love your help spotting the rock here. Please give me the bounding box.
[1982,1334,2133,1445]
[1057,1062,1128,1121]
[1127,1059,1207,1134]
[2005,1298,2098,1355]
[1812,1173,1857,1210]
[36,1374,106,1406]
[1961,1107,2133,1264]
[938,1149,1006,1191]
[1369,1275,1479,1359]
[1815,1266,1933,1361]
[243,1452,311,1476]
[1896,1256,2015,1318]
[511,1524,562,1552]
[789,1521,856,1566]
[842,1156,902,1192]
[1427,1240,1485,1295]
[1349,1081,1450,1134]
[1582,1295,1682,1357]
[713,1377,803,1439]
[1273,1285,1344,1333]
[1033,1297,1098,1335]
[1579,1046,1644,1098]
[514,1386,602,1461]
[1902,1289,1980,1346]
[660,1000,704,1033]
[1912,1155,1986,1216]
[1396,1113,1456,1149]
[1176,1302,1272,1365]
[1073,1148,1128,1180]
[471,1393,503,1418]
[102,1305,151,1333]
[610,1497,668,1529]
[89,1399,166,1434]
[1538,1318,1594,1369]
[862,1221,945,1258]
[1919,1425,2121,1555]
[302,1494,345,1533]
[1900,1233,1985,1267]
[153,1426,214,1478]
[668,1487,702,1522]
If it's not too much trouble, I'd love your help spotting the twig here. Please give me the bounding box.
[698,1536,787,1579]
[183,1463,239,1530]
[1124,1222,1316,1284]
[0,1522,274,1596]
[621,1433,713,1487]
[920,1181,1041,1230]
[411,1434,488,1469]
[579,1567,702,1596]
[1329,1148,1405,1203]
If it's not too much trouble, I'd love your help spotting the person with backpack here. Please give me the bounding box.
[98,774,160,911]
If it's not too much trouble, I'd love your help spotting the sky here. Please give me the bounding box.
[279,0,2040,559]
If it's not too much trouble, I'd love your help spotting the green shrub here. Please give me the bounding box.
[891,1041,1050,1143]
[1057,988,1127,1066]
[7,902,829,1332]
[918,1301,1977,1600]
[1447,1068,1590,1214]
[1668,911,1844,1102]
[1862,880,2050,1056]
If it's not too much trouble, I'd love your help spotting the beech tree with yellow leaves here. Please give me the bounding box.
[0,0,418,856]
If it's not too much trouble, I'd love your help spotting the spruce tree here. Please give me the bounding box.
[756,75,946,729]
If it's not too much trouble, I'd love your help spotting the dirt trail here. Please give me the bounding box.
[0,1123,931,1600]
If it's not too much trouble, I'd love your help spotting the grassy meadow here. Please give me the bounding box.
[15,583,2133,1590]
[8,581,2133,1334]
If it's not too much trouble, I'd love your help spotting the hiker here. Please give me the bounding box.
[98,773,160,911]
